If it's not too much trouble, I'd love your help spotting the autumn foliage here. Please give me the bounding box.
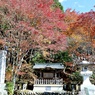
[0,0,94,90]
[0,0,67,53]
[0,0,68,84]
[64,9,95,62]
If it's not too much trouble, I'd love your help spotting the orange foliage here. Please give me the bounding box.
[0,39,5,45]
[92,39,95,48]
[64,62,73,67]
[5,70,12,81]
[65,10,95,56]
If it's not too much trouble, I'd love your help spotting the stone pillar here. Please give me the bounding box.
[0,50,7,95]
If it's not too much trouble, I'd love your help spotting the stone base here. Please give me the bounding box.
[33,84,63,92]
[0,83,6,89]
[81,78,95,91]
[80,81,95,95]
[79,90,95,95]
[0,83,7,95]
[0,90,7,95]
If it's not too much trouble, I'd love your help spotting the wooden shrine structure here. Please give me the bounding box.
[33,63,64,92]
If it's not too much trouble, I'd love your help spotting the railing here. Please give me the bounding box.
[34,79,63,85]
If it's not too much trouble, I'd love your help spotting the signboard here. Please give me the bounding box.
[45,86,51,91]
[43,73,53,78]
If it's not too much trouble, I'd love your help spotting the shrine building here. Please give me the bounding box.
[33,63,64,92]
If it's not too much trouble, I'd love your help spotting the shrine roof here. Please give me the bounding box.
[80,60,90,64]
[77,60,94,65]
[33,63,64,69]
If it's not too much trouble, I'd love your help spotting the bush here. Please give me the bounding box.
[6,82,14,95]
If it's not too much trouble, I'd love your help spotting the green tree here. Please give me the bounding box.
[53,0,64,11]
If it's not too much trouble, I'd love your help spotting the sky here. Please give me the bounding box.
[59,0,95,13]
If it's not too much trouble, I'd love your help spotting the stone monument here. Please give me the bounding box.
[0,50,7,95]
[78,60,95,95]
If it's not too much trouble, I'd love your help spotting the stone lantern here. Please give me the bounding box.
[78,60,95,95]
